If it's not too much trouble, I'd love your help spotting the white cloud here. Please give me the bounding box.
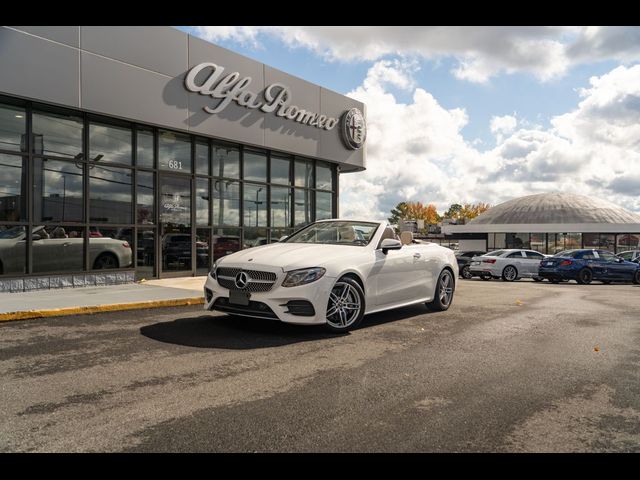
[191,26,640,83]
[338,62,640,218]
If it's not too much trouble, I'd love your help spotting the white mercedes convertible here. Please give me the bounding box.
[204,220,458,332]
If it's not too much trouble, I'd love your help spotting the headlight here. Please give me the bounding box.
[282,267,326,287]
[209,262,218,279]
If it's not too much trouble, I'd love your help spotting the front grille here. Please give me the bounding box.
[216,267,277,292]
[212,298,279,320]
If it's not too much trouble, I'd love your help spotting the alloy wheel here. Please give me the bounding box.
[439,270,454,307]
[326,281,362,329]
[461,265,473,279]
[503,266,517,281]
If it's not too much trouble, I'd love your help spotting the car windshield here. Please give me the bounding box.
[284,221,379,246]
[0,226,26,239]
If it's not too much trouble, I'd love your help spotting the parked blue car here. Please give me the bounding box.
[538,249,640,284]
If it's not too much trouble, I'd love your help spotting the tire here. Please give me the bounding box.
[551,280,560,284]
[533,277,543,282]
[502,265,518,282]
[426,269,455,312]
[576,268,593,285]
[602,280,611,285]
[461,265,473,279]
[93,253,119,270]
[325,277,365,333]
[480,275,491,281]
[633,270,640,285]
[0,260,3,275]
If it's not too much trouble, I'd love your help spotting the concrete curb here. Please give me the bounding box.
[0,297,205,323]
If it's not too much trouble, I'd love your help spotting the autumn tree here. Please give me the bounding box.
[388,201,441,225]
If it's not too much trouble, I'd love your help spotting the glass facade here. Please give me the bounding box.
[0,97,338,279]
[486,231,636,254]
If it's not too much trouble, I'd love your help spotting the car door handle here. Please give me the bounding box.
[413,253,421,259]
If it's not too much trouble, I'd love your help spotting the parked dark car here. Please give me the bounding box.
[538,249,640,284]
[455,250,487,279]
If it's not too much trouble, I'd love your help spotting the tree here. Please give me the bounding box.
[388,201,441,226]
[458,202,491,220]
[388,202,409,225]
[444,203,463,219]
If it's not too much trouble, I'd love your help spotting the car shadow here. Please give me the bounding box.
[139,314,335,350]
[356,304,435,329]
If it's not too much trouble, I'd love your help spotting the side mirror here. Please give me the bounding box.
[617,257,625,263]
[279,235,288,242]
[380,238,402,254]
[32,234,42,241]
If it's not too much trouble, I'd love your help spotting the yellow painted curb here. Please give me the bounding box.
[0,297,205,322]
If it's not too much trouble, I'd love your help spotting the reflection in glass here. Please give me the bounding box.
[32,110,83,158]
[565,233,582,251]
[196,178,210,226]
[294,189,311,227]
[137,129,154,168]
[530,233,545,253]
[244,227,268,249]
[32,225,84,273]
[136,171,155,225]
[161,225,191,272]
[0,103,26,152]
[195,140,209,175]
[159,130,191,172]
[212,180,240,226]
[137,228,155,279]
[243,150,267,182]
[160,175,191,272]
[89,165,132,224]
[0,225,26,275]
[34,158,84,222]
[295,159,313,188]
[89,227,133,269]
[599,234,615,252]
[244,183,267,227]
[212,228,241,260]
[270,186,291,228]
[89,122,132,165]
[316,161,333,190]
[270,228,293,243]
[196,228,211,274]
[271,155,291,185]
[212,143,240,178]
[160,175,191,226]
[506,233,530,249]
[582,233,599,249]
[315,191,333,220]
[0,154,26,221]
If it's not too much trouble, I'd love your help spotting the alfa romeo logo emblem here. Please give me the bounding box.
[340,108,367,150]
[235,271,249,289]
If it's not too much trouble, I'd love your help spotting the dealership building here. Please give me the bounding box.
[442,192,640,254]
[0,26,366,291]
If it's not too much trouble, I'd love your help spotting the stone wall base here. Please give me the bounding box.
[0,271,135,293]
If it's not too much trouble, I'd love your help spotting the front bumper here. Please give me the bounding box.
[203,273,335,325]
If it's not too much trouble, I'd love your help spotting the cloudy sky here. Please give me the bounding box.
[177,26,640,217]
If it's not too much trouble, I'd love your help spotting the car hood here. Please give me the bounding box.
[218,242,368,272]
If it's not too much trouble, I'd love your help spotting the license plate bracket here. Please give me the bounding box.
[229,290,250,306]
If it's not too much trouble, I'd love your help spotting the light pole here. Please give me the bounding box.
[255,187,263,227]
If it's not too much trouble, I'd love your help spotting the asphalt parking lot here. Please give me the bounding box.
[1,278,639,452]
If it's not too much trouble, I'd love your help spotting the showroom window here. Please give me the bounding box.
[0,154,26,222]
[0,225,26,275]
[243,183,267,228]
[0,103,26,152]
[159,130,191,173]
[243,149,267,183]
[136,128,154,169]
[34,158,84,223]
[212,180,240,226]
[89,165,133,224]
[32,108,83,159]
[212,143,240,179]
[89,122,132,165]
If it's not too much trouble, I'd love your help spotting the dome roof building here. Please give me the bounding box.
[442,192,640,254]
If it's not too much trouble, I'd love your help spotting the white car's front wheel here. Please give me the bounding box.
[325,277,365,333]
[426,269,455,311]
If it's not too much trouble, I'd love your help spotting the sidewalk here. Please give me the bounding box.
[0,277,207,322]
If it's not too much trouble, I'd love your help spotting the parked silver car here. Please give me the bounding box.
[468,249,546,281]
[617,250,640,262]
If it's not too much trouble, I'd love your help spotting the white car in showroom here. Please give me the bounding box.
[468,248,546,281]
[204,219,458,332]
